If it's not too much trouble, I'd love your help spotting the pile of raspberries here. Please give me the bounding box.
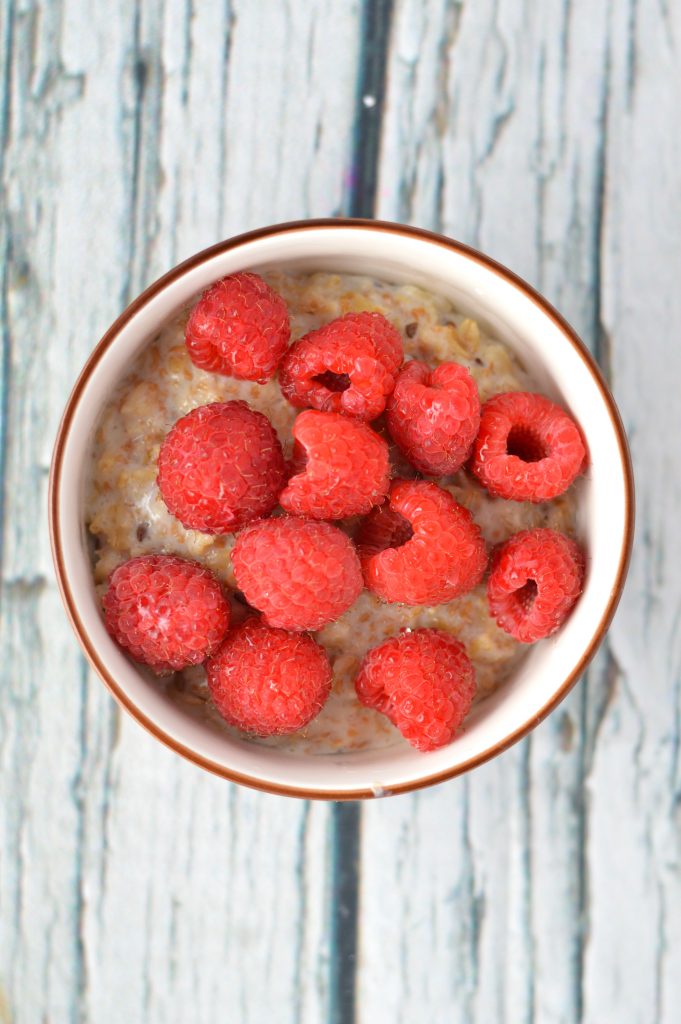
[103,272,586,752]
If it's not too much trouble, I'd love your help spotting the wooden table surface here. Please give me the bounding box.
[0,1,677,1021]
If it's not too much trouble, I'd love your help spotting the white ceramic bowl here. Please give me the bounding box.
[49,220,634,799]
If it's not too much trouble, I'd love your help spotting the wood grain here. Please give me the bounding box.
[1,0,678,1021]
[585,2,681,1020]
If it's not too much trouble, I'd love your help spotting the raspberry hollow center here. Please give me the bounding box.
[313,371,351,393]
[372,510,414,552]
[290,440,308,475]
[515,578,538,612]
[506,426,548,463]
[386,513,414,550]
[358,505,415,556]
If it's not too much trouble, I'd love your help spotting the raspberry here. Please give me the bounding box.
[185,272,290,383]
[279,312,403,421]
[355,629,476,751]
[157,401,286,534]
[471,391,586,502]
[357,480,487,605]
[346,312,404,373]
[231,516,363,631]
[102,554,230,674]
[206,617,332,736]
[279,410,390,519]
[386,359,480,475]
[487,528,585,642]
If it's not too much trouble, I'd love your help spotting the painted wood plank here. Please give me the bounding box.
[0,2,361,1022]
[1,2,132,1020]
[359,2,618,1022]
[584,2,681,1021]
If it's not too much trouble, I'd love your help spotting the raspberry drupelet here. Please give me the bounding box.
[357,479,488,605]
[355,629,476,751]
[103,554,230,674]
[471,391,586,502]
[185,271,290,383]
[157,401,286,534]
[487,528,585,642]
[207,617,332,736]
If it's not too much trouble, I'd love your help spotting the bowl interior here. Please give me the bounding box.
[52,224,631,797]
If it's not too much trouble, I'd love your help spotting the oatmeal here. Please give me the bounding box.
[85,272,579,754]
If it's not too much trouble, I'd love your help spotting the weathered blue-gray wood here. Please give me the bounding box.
[585,4,681,1018]
[0,0,677,1022]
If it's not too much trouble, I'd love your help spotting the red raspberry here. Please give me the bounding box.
[185,272,290,383]
[357,480,487,605]
[279,312,403,421]
[471,391,586,501]
[487,528,585,643]
[103,554,230,674]
[346,311,404,373]
[157,401,286,534]
[355,629,476,751]
[386,359,480,475]
[231,516,363,631]
[279,410,390,519]
[206,617,332,736]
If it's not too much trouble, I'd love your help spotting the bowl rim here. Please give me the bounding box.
[49,217,635,800]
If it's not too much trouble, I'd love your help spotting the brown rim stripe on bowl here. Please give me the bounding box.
[48,218,635,799]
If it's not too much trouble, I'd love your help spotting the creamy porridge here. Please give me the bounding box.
[85,272,578,754]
